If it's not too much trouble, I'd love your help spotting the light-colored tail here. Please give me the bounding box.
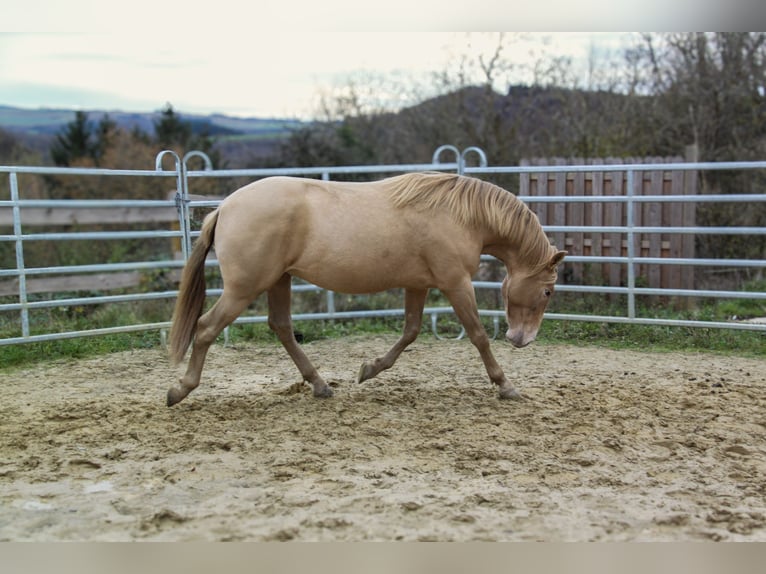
[168,209,219,364]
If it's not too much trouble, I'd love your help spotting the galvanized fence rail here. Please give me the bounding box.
[465,161,766,333]
[1,146,765,347]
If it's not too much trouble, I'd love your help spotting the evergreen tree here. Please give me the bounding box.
[94,114,118,164]
[152,102,222,168]
[154,103,192,149]
[51,111,94,166]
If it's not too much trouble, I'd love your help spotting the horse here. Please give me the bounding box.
[167,172,565,406]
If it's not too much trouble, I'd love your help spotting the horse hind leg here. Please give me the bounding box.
[357,288,428,384]
[267,273,333,398]
[167,290,253,406]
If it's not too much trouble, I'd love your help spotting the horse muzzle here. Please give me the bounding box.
[505,328,535,348]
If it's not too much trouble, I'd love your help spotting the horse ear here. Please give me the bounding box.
[549,250,566,269]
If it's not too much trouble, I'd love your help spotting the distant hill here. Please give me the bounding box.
[0,105,306,166]
[0,104,303,137]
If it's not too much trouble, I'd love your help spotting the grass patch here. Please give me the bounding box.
[0,330,163,371]
[537,319,764,357]
[1,315,762,373]
[2,284,764,371]
[175,312,766,359]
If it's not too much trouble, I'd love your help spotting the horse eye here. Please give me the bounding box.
[544,288,552,297]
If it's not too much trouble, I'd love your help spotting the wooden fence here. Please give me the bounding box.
[519,157,697,291]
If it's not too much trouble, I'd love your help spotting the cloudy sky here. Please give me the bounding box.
[2,0,749,119]
[0,31,635,119]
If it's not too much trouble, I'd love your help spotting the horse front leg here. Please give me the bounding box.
[268,273,333,397]
[442,283,522,400]
[357,288,428,384]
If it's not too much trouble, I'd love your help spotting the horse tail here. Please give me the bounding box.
[168,209,219,364]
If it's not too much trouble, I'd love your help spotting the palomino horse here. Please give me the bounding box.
[167,172,565,406]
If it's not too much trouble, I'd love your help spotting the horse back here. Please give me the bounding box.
[214,177,482,293]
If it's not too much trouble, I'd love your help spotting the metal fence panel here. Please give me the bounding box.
[1,147,765,347]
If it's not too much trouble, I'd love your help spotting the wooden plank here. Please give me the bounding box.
[589,160,604,285]
[0,271,140,296]
[0,269,183,296]
[519,159,530,197]
[568,158,585,282]
[0,192,224,227]
[647,166,663,289]
[682,161,697,293]
[605,159,624,288]
[0,206,178,226]
[630,160,644,281]
[528,159,548,230]
[552,159,567,271]
[668,170,685,290]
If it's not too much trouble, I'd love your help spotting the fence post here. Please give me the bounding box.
[626,169,636,320]
[605,159,623,290]
[180,150,214,259]
[9,171,29,338]
[155,151,188,260]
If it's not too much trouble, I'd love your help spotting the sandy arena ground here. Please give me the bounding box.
[1,335,765,541]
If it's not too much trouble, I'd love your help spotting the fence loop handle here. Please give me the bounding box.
[431,145,488,174]
[155,150,182,172]
[183,150,214,171]
[430,312,466,341]
[461,146,488,169]
[432,145,461,167]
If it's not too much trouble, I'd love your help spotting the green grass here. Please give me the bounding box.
[229,313,765,357]
[1,289,763,372]
[537,319,764,357]
[0,330,163,370]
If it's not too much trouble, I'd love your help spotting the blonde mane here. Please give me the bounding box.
[386,172,554,272]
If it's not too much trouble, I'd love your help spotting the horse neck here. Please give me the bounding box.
[481,228,551,275]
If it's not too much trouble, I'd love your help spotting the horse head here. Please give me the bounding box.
[502,250,566,348]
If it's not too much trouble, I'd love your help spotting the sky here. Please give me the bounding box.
[0,31,635,120]
[2,0,756,120]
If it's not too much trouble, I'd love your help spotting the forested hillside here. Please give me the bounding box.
[0,104,300,166]
[275,33,766,168]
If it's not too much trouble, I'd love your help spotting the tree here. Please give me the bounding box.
[276,33,665,168]
[152,103,222,169]
[154,103,192,150]
[0,128,40,166]
[49,111,121,167]
[635,32,766,266]
[51,111,95,166]
[94,114,118,164]
[638,32,766,162]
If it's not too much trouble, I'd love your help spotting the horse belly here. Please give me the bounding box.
[290,244,432,294]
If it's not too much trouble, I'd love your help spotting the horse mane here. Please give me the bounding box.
[386,172,555,273]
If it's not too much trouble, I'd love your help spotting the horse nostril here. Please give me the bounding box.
[505,329,525,348]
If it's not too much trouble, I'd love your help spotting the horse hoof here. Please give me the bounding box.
[498,386,523,401]
[166,387,187,407]
[356,362,375,384]
[313,385,334,398]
